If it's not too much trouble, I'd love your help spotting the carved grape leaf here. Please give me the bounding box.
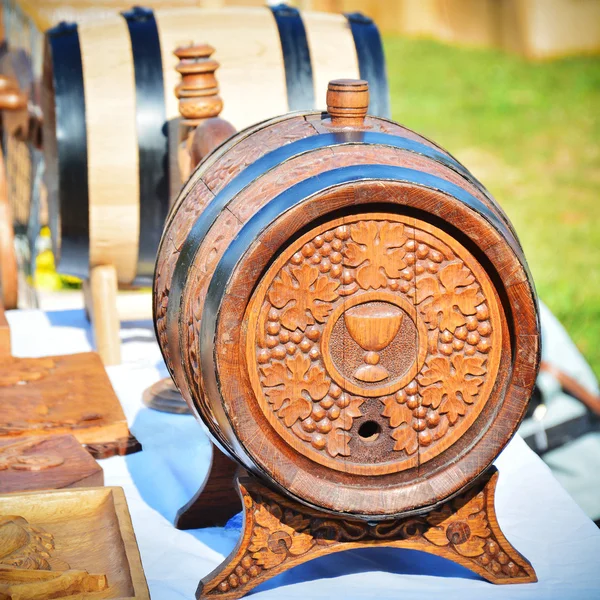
[382,396,413,428]
[431,415,450,440]
[268,265,339,331]
[391,425,418,455]
[326,428,348,458]
[337,397,365,430]
[343,222,407,290]
[416,262,481,332]
[419,355,486,425]
[261,354,330,427]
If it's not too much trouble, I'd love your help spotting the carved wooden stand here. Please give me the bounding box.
[198,467,536,599]
[175,443,240,529]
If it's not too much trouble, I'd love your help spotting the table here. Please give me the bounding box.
[6,307,600,600]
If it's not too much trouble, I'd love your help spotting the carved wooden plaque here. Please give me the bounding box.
[0,435,103,494]
[0,352,130,447]
[0,486,149,599]
[246,214,502,475]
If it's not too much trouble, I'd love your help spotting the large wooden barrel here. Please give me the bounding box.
[154,80,540,520]
[42,5,389,284]
[0,1,224,236]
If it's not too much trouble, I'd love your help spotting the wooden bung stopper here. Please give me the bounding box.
[326,78,369,127]
[175,43,236,175]
[174,44,222,125]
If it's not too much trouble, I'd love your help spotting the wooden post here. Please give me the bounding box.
[0,75,27,311]
[86,265,121,366]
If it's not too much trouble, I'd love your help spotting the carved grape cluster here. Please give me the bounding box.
[382,379,450,455]
[255,217,495,465]
[437,303,492,357]
[258,225,371,458]
[479,538,525,578]
[215,553,262,594]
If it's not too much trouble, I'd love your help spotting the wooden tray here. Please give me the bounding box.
[0,351,130,445]
[0,487,149,599]
[0,435,103,494]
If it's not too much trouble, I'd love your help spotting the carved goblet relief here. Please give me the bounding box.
[344,302,404,383]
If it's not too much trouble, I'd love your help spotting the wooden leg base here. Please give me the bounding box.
[175,442,240,530]
[85,265,122,366]
[143,378,191,414]
[84,434,142,459]
[198,467,536,599]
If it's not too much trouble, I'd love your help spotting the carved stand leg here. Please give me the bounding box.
[84,264,121,366]
[175,442,240,529]
[198,467,536,599]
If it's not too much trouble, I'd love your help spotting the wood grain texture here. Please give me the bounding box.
[38,6,367,294]
[85,264,122,366]
[214,183,518,517]
[78,17,139,285]
[175,42,236,182]
[0,435,103,494]
[84,435,142,460]
[0,486,150,599]
[0,351,131,447]
[155,84,540,519]
[198,467,536,599]
[243,214,502,477]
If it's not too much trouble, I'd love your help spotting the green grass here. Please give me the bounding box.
[383,36,600,377]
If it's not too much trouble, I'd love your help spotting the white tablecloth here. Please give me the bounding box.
[6,307,600,600]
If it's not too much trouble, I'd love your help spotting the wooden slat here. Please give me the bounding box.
[78,16,139,284]
[303,10,360,109]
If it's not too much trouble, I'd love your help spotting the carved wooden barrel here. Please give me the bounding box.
[41,5,388,283]
[155,79,540,519]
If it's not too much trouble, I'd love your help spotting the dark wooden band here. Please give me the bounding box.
[344,12,390,118]
[269,3,315,111]
[46,21,89,278]
[122,6,169,283]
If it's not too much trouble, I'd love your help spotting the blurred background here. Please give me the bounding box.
[21,0,600,378]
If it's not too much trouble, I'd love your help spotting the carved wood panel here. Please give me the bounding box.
[246,214,501,475]
[0,515,108,597]
[200,469,536,599]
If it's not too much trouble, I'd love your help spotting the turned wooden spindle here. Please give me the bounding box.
[174,44,235,177]
[175,44,222,126]
[325,78,369,127]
